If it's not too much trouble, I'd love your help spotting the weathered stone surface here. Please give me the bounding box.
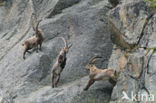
[108,0,150,49]
[140,14,156,48]
[143,14,156,97]
[108,0,120,7]
[13,76,112,103]
[108,46,128,73]
[47,0,81,18]
[109,49,155,102]
[108,1,156,103]
[0,0,33,61]
[0,0,156,103]
[32,0,81,19]
[0,0,114,102]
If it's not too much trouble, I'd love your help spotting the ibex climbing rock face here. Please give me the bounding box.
[51,37,72,88]
[84,57,117,91]
[32,20,45,49]
[22,20,44,59]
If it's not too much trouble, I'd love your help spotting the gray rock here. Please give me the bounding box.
[1,0,155,103]
[108,0,150,49]
[108,1,156,103]
[143,14,156,97]
[0,0,114,102]
[140,14,156,48]
[47,0,81,18]
[109,49,155,102]
[108,46,128,72]
[32,0,81,19]
[108,0,120,7]
[14,76,113,103]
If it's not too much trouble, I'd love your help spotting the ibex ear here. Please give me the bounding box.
[68,44,72,49]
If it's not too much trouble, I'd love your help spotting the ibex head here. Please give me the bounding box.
[60,37,72,53]
[85,56,102,70]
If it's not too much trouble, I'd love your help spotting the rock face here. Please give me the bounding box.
[108,0,150,49]
[0,0,156,103]
[0,0,114,103]
[108,0,156,103]
[142,14,156,97]
[108,0,120,7]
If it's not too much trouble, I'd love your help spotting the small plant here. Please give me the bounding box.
[146,0,156,8]
[145,46,156,55]
[116,73,120,79]
[129,45,140,53]
[0,1,5,6]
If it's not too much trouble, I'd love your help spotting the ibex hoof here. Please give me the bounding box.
[83,88,88,91]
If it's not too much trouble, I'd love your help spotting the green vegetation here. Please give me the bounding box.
[116,73,120,79]
[0,0,5,6]
[131,45,140,53]
[146,0,156,8]
[145,46,156,56]
[0,2,4,6]
[154,92,156,97]
[129,45,156,54]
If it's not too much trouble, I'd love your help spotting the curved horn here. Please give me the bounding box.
[35,19,42,33]
[31,13,37,31]
[68,43,72,49]
[89,56,102,64]
[59,37,67,48]
[32,21,36,31]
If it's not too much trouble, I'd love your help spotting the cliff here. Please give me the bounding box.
[0,0,155,103]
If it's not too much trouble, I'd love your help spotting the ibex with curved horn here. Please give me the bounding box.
[22,20,44,59]
[33,19,45,50]
[84,56,117,91]
[51,37,72,88]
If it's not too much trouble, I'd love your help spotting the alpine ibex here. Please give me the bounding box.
[84,56,117,91]
[22,20,44,59]
[51,37,72,88]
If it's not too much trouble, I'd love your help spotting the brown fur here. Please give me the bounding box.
[84,57,117,91]
[51,37,72,88]
[22,20,44,59]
